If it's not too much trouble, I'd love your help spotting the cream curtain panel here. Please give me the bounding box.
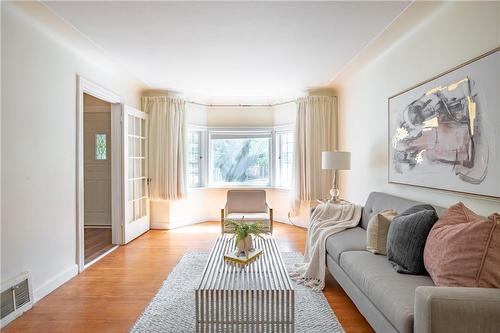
[292,96,337,207]
[142,96,186,200]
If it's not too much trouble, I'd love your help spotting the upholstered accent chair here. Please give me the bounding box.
[221,190,273,234]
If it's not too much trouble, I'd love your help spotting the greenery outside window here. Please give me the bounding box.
[209,131,272,186]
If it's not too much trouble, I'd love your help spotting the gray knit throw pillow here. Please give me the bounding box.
[387,205,438,275]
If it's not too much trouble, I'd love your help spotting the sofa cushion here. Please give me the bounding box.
[325,227,367,263]
[424,203,500,288]
[361,192,445,229]
[366,209,397,255]
[387,205,438,275]
[340,251,434,333]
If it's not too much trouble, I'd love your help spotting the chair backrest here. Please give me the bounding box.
[226,190,267,214]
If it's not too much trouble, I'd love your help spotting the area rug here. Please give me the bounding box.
[131,252,344,333]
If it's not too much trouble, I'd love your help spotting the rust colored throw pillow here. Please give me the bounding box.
[424,202,500,288]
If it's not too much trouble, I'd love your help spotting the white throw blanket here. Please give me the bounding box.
[290,202,362,291]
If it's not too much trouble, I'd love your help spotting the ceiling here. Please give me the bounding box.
[44,1,410,103]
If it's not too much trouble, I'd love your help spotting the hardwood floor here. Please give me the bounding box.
[84,228,114,265]
[4,221,373,333]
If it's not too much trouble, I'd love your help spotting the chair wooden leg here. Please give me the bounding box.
[221,209,225,234]
[269,208,273,234]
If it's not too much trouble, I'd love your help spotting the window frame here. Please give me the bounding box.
[207,127,275,188]
[186,125,294,189]
[275,125,295,189]
[95,133,107,160]
[186,125,207,188]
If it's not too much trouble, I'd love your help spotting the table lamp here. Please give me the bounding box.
[322,151,351,202]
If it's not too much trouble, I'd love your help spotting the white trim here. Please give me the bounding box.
[186,128,203,188]
[187,124,207,131]
[78,77,121,104]
[187,123,209,188]
[33,264,78,303]
[111,103,124,245]
[84,225,112,229]
[207,128,273,187]
[274,124,295,133]
[83,245,119,270]
[122,106,150,244]
[205,185,275,190]
[151,216,218,230]
[77,75,123,273]
[208,126,274,134]
[273,216,290,224]
[186,125,295,190]
[275,129,294,188]
[151,216,291,230]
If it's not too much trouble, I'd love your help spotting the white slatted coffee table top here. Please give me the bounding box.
[197,234,294,292]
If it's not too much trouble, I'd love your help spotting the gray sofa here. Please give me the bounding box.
[325,192,500,333]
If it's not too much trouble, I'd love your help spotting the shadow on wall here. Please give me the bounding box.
[370,138,387,169]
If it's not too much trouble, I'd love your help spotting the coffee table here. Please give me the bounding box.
[195,233,295,332]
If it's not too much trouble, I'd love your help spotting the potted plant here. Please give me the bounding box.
[225,218,266,257]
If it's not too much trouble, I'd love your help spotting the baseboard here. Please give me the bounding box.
[83,245,119,270]
[33,264,78,303]
[151,216,293,230]
[273,216,290,224]
[150,222,169,229]
[151,216,211,230]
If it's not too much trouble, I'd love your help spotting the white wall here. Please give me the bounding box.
[207,106,274,127]
[331,1,500,215]
[273,102,296,126]
[1,2,147,300]
[151,188,292,230]
[185,102,208,126]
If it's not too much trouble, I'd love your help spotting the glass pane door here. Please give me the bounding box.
[127,114,147,223]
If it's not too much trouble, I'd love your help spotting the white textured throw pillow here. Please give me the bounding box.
[366,209,398,255]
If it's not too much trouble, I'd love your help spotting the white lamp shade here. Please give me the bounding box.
[322,151,351,170]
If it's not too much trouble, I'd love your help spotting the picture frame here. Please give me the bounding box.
[388,47,500,199]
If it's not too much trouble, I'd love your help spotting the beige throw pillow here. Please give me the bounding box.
[366,209,398,255]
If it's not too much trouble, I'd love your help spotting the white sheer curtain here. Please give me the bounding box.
[291,96,337,209]
[142,96,186,200]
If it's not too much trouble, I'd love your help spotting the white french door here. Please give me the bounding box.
[122,105,150,244]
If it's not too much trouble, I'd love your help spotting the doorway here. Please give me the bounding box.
[83,93,115,265]
[77,76,151,272]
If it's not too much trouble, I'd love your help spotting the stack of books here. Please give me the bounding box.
[224,249,262,267]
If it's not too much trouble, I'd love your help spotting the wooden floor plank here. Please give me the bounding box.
[84,228,114,265]
[4,221,373,333]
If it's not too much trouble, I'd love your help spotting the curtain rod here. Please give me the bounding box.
[185,99,296,108]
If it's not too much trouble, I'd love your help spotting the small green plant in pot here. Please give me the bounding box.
[225,218,266,257]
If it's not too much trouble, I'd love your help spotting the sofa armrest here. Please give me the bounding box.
[415,286,500,333]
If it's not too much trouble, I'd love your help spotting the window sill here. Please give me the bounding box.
[274,187,291,191]
[188,185,290,191]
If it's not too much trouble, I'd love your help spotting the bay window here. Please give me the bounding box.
[209,131,272,186]
[186,127,294,188]
[276,130,294,188]
[187,130,203,187]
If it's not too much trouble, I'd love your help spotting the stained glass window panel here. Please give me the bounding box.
[95,134,106,160]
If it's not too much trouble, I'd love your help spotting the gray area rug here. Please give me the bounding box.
[131,252,344,333]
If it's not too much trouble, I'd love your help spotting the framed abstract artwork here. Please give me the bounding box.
[388,47,500,198]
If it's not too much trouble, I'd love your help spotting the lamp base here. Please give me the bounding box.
[329,188,340,203]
